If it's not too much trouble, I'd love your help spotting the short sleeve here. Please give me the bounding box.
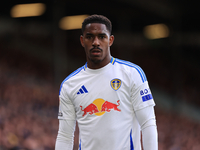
[131,81,155,111]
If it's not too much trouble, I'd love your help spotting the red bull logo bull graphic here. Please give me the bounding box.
[80,99,121,116]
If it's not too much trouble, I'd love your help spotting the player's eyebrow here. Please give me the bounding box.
[98,33,107,36]
[85,33,93,36]
[85,33,107,36]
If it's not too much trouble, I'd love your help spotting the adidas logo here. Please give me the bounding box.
[77,85,88,95]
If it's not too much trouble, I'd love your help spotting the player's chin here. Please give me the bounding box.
[90,56,103,64]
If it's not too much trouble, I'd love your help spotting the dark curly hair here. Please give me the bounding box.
[82,14,112,35]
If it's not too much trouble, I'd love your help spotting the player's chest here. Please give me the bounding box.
[71,73,125,99]
[69,72,130,113]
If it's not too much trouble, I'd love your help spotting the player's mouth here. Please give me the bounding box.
[90,48,102,56]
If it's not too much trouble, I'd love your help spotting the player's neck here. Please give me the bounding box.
[87,56,112,69]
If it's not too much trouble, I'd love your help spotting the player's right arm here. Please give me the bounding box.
[55,119,76,150]
[55,84,76,150]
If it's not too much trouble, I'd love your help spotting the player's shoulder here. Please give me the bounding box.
[114,58,142,71]
[113,58,147,83]
[59,65,86,94]
[63,66,85,82]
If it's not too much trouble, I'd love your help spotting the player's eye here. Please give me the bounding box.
[99,35,105,39]
[86,36,92,39]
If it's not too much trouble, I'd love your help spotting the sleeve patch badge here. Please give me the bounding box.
[140,88,153,102]
[142,94,153,102]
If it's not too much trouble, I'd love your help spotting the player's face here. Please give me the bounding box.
[80,23,114,69]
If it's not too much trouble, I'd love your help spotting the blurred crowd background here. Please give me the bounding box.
[1,0,200,150]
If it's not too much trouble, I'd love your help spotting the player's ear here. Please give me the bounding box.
[109,35,114,46]
[80,35,84,47]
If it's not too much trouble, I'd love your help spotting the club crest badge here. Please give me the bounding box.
[110,78,122,91]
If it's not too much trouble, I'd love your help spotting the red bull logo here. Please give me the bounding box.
[80,99,121,116]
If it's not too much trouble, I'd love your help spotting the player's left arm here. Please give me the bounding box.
[135,106,158,150]
[130,65,158,149]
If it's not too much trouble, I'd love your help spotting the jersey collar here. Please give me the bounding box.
[84,57,116,70]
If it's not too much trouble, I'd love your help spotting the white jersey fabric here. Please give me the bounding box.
[58,57,156,150]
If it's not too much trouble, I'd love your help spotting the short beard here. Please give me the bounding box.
[90,57,102,64]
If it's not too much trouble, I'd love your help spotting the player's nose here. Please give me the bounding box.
[92,36,100,46]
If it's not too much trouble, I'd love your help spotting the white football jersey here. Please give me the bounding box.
[58,57,155,150]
